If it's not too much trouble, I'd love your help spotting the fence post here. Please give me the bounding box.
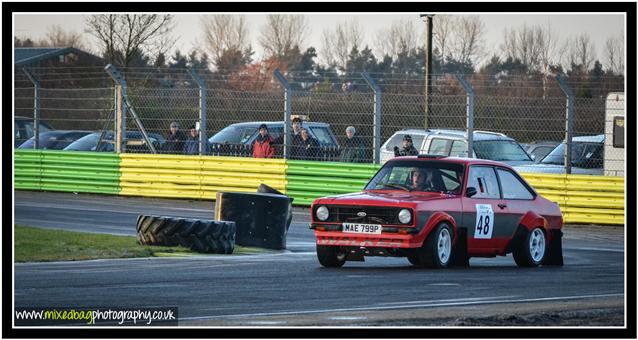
[22,68,40,149]
[274,68,292,159]
[362,72,382,164]
[189,68,207,155]
[556,74,574,174]
[105,64,126,153]
[455,74,474,158]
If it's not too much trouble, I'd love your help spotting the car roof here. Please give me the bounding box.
[388,155,515,169]
[572,134,604,143]
[389,128,515,141]
[226,121,330,128]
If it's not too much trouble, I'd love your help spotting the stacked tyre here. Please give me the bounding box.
[136,215,236,254]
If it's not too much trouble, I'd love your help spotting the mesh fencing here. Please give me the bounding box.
[13,66,625,175]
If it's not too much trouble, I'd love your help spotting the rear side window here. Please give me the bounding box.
[467,166,500,199]
[428,138,451,155]
[450,140,468,157]
[308,126,335,145]
[496,168,534,199]
[384,133,405,151]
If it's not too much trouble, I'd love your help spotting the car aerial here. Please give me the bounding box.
[208,121,340,158]
[63,131,166,153]
[513,135,604,175]
[380,129,534,166]
[18,130,92,150]
[310,154,564,268]
[14,116,55,147]
[523,141,561,162]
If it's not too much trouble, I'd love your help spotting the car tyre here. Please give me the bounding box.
[513,227,546,267]
[407,255,422,266]
[316,245,346,268]
[418,223,452,269]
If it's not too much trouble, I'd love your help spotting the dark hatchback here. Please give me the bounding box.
[18,130,92,150]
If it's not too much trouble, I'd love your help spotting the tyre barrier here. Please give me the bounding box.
[215,189,292,250]
[136,215,236,254]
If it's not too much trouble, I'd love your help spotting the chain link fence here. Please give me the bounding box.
[13,66,625,175]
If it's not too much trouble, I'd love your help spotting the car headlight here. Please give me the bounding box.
[398,209,412,224]
[316,206,329,221]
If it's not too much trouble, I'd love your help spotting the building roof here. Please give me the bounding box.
[14,47,103,66]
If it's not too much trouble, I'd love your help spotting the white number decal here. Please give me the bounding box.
[474,204,494,239]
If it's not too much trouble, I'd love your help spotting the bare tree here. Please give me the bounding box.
[42,24,85,49]
[432,15,455,60]
[448,15,486,65]
[85,14,175,67]
[605,31,624,75]
[321,19,363,70]
[200,14,249,68]
[375,18,420,60]
[258,14,309,59]
[501,23,558,72]
[564,33,596,71]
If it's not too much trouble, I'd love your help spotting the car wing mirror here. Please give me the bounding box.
[466,187,477,198]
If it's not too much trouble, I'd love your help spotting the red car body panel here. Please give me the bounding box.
[310,156,563,258]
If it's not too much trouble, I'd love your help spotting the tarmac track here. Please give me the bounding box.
[13,191,626,327]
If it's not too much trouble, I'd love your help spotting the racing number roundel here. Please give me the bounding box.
[474,204,494,239]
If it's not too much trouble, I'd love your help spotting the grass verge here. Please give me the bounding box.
[14,225,272,262]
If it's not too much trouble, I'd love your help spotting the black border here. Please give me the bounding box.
[4,2,636,338]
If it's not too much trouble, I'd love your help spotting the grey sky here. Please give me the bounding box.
[14,13,625,66]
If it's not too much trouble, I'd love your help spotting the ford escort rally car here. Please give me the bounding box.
[310,155,564,268]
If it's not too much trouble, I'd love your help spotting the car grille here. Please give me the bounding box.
[323,206,402,225]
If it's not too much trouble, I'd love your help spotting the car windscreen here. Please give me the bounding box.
[365,160,465,194]
[209,125,257,144]
[540,142,603,167]
[473,140,532,161]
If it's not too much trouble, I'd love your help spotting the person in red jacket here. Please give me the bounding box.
[253,124,275,158]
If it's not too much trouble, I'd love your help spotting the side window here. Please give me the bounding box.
[450,140,468,157]
[23,122,35,139]
[428,138,451,155]
[467,166,500,199]
[496,169,534,199]
[308,127,334,145]
[411,135,425,151]
[384,134,405,151]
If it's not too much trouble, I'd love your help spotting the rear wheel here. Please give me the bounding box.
[513,227,546,267]
[316,245,346,268]
[417,223,452,268]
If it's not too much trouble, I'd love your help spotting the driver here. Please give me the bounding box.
[411,167,440,191]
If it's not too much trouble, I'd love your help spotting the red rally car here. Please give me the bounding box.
[310,155,564,268]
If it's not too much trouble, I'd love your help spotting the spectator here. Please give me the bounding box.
[253,124,275,158]
[289,117,304,159]
[163,121,186,154]
[339,126,366,163]
[297,128,320,160]
[183,124,210,155]
[394,135,419,157]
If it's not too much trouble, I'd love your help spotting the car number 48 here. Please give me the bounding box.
[474,204,494,239]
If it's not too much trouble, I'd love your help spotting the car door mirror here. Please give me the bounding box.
[466,187,477,198]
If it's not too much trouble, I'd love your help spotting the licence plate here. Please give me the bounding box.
[342,223,382,234]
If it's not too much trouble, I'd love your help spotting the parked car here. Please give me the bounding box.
[14,116,54,147]
[523,141,561,162]
[381,129,534,166]
[63,131,166,153]
[208,121,340,159]
[513,135,604,175]
[310,155,564,268]
[18,130,92,150]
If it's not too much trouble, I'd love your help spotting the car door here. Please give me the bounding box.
[462,165,511,254]
[493,168,537,239]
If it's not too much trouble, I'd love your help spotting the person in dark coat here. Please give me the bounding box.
[289,117,304,160]
[183,124,210,155]
[394,134,419,157]
[297,128,320,160]
[163,121,187,154]
[253,124,275,158]
[339,126,366,163]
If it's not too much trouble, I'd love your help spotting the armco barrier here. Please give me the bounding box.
[286,160,381,206]
[119,154,286,200]
[520,173,624,225]
[14,149,120,194]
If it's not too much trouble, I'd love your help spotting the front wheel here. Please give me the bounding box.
[316,245,346,268]
[416,223,453,268]
[513,227,546,267]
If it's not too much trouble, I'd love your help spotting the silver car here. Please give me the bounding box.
[513,135,604,175]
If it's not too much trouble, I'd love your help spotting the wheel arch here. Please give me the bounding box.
[418,211,458,247]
